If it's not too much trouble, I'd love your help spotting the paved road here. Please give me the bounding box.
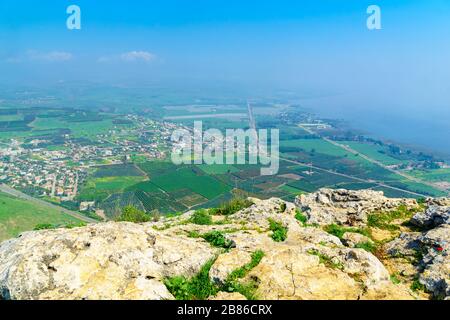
[0,184,98,223]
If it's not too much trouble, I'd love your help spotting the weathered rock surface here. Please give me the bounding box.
[342,232,373,248]
[385,222,450,299]
[1,192,448,300]
[0,222,215,300]
[295,188,417,226]
[410,205,450,229]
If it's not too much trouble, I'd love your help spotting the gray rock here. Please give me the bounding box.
[295,188,417,226]
[411,205,450,229]
[385,232,422,258]
[342,232,373,248]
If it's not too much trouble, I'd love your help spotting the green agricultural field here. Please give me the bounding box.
[280,139,351,157]
[197,164,240,175]
[279,185,304,195]
[137,161,178,177]
[127,181,161,193]
[91,176,145,191]
[407,168,450,183]
[396,180,447,197]
[342,141,406,165]
[78,176,146,201]
[94,164,144,178]
[31,117,115,139]
[0,114,24,121]
[0,192,81,242]
[150,167,232,199]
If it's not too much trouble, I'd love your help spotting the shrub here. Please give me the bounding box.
[164,251,265,300]
[163,276,191,300]
[65,222,87,229]
[164,258,218,300]
[226,250,265,281]
[190,209,213,225]
[223,250,265,300]
[202,231,234,249]
[187,230,201,238]
[324,224,371,240]
[410,277,426,292]
[115,206,151,223]
[390,273,401,285]
[210,198,253,216]
[34,223,55,231]
[268,218,287,242]
[417,197,426,204]
[34,222,87,231]
[295,209,307,225]
[355,241,377,254]
[279,202,287,213]
[367,205,422,231]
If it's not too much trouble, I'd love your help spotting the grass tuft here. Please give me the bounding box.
[210,198,254,216]
[164,250,265,300]
[164,258,218,300]
[367,205,422,231]
[268,218,287,242]
[295,209,308,226]
[354,241,377,254]
[307,249,344,270]
[115,206,151,223]
[190,209,213,225]
[324,224,371,239]
[202,231,234,249]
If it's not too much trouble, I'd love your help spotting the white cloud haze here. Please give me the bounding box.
[27,50,73,62]
[98,51,156,63]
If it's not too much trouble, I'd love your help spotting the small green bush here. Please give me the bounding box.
[367,205,422,231]
[295,210,308,225]
[279,202,287,213]
[164,258,218,300]
[417,198,426,204]
[390,273,401,285]
[202,231,233,249]
[65,222,87,229]
[34,222,88,231]
[268,218,287,242]
[164,251,265,300]
[324,224,371,239]
[34,223,56,231]
[115,206,151,223]
[210,198,253,216]
[226,250,265,281]
[190,209,213,225]
[410,277,426,292]
[355,241,377,254]
[223,250,265,300]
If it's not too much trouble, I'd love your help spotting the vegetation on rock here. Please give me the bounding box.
[115,206,151,223]
[164,250,265,300]
[210,198,254,216]
[268,218,287,242]
[190,209,213,225]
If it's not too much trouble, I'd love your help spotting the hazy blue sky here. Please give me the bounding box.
[0,0,449,151]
